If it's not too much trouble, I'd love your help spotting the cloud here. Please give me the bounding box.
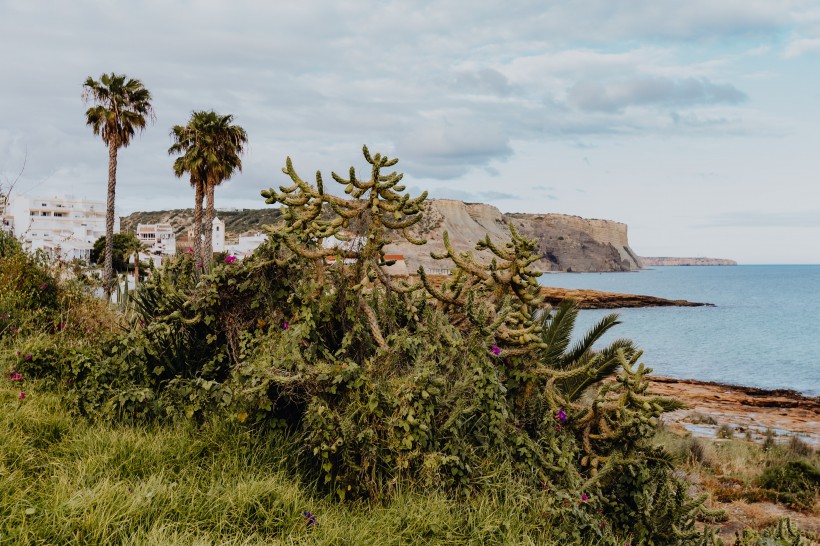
[395,117,513,179]
[699,210,820,228]
[451,68,514,97]
[568,77,747,112]
[480,191,517,200]
[784,38,820,58]
[0,0,807,214]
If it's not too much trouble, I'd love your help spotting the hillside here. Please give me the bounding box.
[121,208,283,241]
[121,200,642,272]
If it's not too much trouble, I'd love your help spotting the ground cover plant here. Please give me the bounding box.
[4,147,817,545]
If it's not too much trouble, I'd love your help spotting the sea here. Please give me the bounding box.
[539,265,820,397]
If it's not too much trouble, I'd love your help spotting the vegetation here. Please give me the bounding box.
[82,72,154,299]
[169,110,248,269]
[119,207,283,240]
[1,146,817,545]
[91,233,143,272]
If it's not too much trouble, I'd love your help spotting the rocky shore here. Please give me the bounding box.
[416,275,711,308]
[539,286,711,308]
[652,376,820,445]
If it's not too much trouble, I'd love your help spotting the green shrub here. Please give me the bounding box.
[61,146,715,544]
[754,460,820,510]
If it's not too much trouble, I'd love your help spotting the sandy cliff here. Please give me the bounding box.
[386,199,642,274]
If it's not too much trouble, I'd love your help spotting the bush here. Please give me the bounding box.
[60,147,716,544]
[754,460,820,510]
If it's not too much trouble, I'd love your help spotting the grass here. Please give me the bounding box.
[653,426,820,515]
[0,380,617,546]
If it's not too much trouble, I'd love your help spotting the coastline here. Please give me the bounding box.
[416,275,712,308]
[650,376,820,445]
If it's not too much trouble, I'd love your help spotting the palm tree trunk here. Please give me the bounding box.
[193,180,204,264]
[203,179,215,269]
[103,142,117,300]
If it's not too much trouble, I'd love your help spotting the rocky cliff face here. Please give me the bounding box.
[640,257,737,266]
[386,199,642,274]
[122,199,643,273]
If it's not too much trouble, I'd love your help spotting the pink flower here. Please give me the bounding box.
[225,255,236,264]
[24,354,32,361]
[8,373,24,381]
[581,493,589,502]
[40,284,46,290]
[197,262,203,268]
[19,392,25,400]
[283,321,289,330]
[186,247,194,254]
[491,345,501,355]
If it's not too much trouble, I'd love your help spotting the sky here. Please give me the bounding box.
[1,1,819,264]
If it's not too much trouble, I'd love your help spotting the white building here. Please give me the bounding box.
[187,217,225,252]
[136,223,176,256]
[224,231,267,260]
[5,195,116,261]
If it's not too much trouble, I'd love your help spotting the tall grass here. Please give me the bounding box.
[0,381,621,545]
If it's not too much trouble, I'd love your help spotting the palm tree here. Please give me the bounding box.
[83,73,154,299]
[168,111,247,268]
[535,300,637,402]
[169,113,208,264]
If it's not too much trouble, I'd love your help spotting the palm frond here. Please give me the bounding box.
[562,312,621,366]
[537,300,577,367]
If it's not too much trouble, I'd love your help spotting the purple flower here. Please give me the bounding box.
[581,493,589,502]
[19,392,25,400]
[491,345,501,355]
[556,409,567,423]
[302,510,316,526]
[283,321,289,330]
[225,255,236,264]
[40,284,47,290]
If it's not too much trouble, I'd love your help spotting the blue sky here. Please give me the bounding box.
[1,0,819,263]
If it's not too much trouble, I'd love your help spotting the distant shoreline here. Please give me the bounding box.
[640,257,737,266]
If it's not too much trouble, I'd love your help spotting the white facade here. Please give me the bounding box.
[136,223,176,256]
[213,217,225,252]
[225,232,267,260]
[5,195,116,261]
[187,217,225,252]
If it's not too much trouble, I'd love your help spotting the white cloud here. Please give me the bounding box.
[784,37,820,57]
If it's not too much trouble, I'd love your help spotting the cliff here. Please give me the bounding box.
[641,257,737,266]
[387,200,642,273]
[121,199,643,273]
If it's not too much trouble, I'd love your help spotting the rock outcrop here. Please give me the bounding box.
[123,199,643,273]
[386,200,642,274]
[640,257,737,266]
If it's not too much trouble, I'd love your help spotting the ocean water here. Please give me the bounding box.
[539,265,820,396]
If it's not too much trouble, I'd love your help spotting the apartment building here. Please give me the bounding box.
[5,195,117,261]
[136,223,176,255]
